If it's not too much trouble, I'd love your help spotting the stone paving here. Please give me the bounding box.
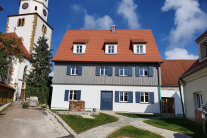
[78,111,192,138]
[0,104,73,138]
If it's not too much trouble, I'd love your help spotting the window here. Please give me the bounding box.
[133,44,146,54]
[194,93,203,109]
[76,45,82,54]
[119,67,128,76]
[140,92,149,103]
[69,90,77,100]
[35,6,37,11]
[100,66,108,76]
[73,44,86,54]
[119,92,128,102]
[70,66,78,75]
[17,18,25,27]
[105,44,117,54]
[108,45,114,54]
[42,24,47,34]
[139,67,148,76]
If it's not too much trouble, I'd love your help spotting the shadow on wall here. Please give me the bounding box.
[144,102,160,113]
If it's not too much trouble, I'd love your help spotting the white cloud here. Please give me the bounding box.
[162,0,207,48]
[165,48,198,59]
[82,14,114,30]
[117,0,140,29]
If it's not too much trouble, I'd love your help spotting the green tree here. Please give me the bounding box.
[25,36,52,104]
[0,33,23,82]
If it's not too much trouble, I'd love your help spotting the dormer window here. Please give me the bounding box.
[133,44,146,54]
[73,44,86,54]
[105,44,117,54]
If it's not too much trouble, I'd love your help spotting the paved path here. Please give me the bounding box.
[0,103,73,138]
[78,111,191,138]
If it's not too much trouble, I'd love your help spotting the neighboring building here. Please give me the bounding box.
[160,60,195,116]
[51,28,163,113]
[179,31,207,122]
[1,0,53,100]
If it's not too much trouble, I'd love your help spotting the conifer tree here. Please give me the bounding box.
[26,36,52,104]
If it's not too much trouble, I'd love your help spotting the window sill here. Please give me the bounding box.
[140,102,150,104]
[119,101,128,103]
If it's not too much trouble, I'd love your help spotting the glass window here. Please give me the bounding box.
[108,45,114,54]
[119,67,128,76]
[76,45,83,54]
[69,90,77,100]
[139,67,148,76]
[71,66,78,75]
[100,66,108,76]
[119,92,128,102]
[140,92,149,103]
[137,45,143,54]
[194,93,203,109]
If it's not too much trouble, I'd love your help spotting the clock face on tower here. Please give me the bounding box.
[43,9,47,17]
[22,3,29,9]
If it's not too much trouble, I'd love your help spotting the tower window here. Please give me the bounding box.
[35,6,37,11]
[42,25,47,34]
[17,18,25,27]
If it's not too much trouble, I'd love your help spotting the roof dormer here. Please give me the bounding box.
[73,43,86,54]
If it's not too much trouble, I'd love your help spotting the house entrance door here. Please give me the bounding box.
[100,91,113,110]
[162,97,175,113]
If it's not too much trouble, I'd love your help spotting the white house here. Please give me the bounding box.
[179,30,207,122]
[51,28,163,113]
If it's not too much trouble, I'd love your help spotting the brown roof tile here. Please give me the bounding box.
[161,60,196,86]
[52,29,162,62]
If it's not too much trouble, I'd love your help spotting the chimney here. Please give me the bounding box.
[111,25,116,33]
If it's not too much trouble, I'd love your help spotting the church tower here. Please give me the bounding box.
[6,0,53,53]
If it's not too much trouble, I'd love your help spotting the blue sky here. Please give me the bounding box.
[1,0,207,60]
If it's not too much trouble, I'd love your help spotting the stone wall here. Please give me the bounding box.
[69,100,85,112]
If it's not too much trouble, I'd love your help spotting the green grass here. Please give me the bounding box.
[144,118,205,138]
[108,125,163,138]
[58,113,118,134]
[49,109,68,113]
[116,112,159,118]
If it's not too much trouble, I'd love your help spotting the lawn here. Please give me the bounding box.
[58,113,118,134]
[108,125,163,138]
[144,118,205,138]
[116,112,159,118]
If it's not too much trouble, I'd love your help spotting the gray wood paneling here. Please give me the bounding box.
[53,63,159,86]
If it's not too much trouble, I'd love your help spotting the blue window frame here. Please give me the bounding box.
[76,45,83,54]
[139,67,148,76]
[100,66,108,76]
[137,45,143,54]
[71,66,78,75]
[108,45,114,54]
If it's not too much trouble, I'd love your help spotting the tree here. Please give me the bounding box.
[25,36,52,104]
[0,33,23,82]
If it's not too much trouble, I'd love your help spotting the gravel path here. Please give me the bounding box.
[78,111,192,138]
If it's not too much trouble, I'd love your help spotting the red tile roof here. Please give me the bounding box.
[161,60,196,86]
[0,33,30,59]
[179,58,207,79]
[52,29,162,62]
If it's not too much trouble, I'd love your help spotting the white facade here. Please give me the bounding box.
[51,84,160,113]
[161,87,184,116]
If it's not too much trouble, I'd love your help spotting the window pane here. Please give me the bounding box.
[140,68,144,76]
[145,93,149,102]
[140,46,143,53]
[124,92,128,101]
[120,92,123,101]
[69,91,73,100]
[141,95,144,102]
[108,46,111,53]
[124,68,127,76]
[105,68,108,75]
[112,46,114,53]
[137,46,140,53]
[80,46,82,53]
[74,91,77,100]
[144,67,148,76]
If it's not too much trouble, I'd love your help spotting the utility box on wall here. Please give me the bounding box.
[69,100,85,112]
